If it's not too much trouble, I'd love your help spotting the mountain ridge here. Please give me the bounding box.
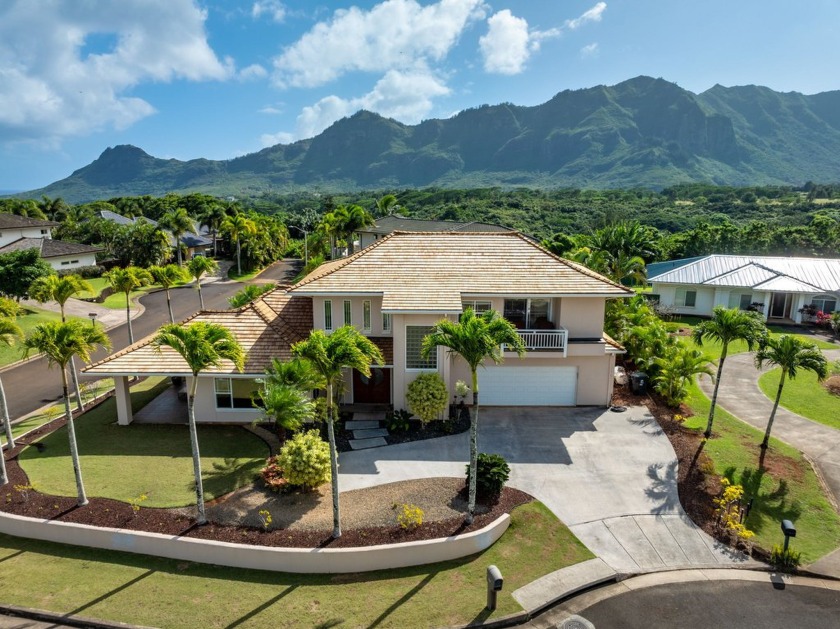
[17,76,840,203]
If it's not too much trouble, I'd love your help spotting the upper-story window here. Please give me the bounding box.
[324,300,333,331]
[503,298,551,329]
[382,312,392,333]
[406,326,436,369]
[462,300,492,313]
[344,300,352,325]
[363,300,371,332]
[675,288,697,308]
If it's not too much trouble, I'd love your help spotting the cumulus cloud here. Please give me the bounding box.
[239,64,268,81]
[580,42,600,58]
[566,2,607,30]
[272,0,486,88]
[262,67,450,146]
[251,0,286,23]
[0,0,231,145]
[479,9,562,75]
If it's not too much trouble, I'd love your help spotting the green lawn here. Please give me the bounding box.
[0,501,589,628]
[758,368,840,431]
[228,266,263,282]
[681,330,837,361]
[74,277,109,300]
[18,377,268,507]
[0,307,87,367]
[100,287,152,310]
[684,381,840,562]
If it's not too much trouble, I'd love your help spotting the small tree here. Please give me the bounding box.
[406,372,448,425]
[186,256,219,310]
[277,429,331,491]
[149,264,189,324]
[0,249,53,301]
[221,214,257,276]
[104,266,153,344]
[654,346,714,407]
[159,207,196,265]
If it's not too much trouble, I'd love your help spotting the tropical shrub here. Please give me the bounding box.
[714,478,754,544]
[57,265,103,279]
[467,453,510,501]
[259,456,288,492]
[276,430,331,491]
[385,408,412,432]
[395,503,424,530]
[770,544,802,572]
[406,372,448,424]
[654,346,714,407]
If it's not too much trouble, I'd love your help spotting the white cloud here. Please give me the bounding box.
[0,0,231,145]
[479,10,561,75]
[566,2,607,30]
[251,1,286,23]
[580,42,600,58]
[239,64,268,81]
[272,0,487,88]
[259,105,284,115]
[262,67,450,146]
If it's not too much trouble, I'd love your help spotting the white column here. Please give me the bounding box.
[114,376,134,426]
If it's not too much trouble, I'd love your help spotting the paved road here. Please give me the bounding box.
[3,260,301,421]
[339,406,752,574]
[526,570,840,629]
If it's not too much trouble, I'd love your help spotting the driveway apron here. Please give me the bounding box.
[339,406,748,574]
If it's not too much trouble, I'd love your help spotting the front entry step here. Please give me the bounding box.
[349,437,389,450]
[353,428,389,439]
[345,420,380,430]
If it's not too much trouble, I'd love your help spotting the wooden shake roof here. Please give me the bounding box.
[292,231,632,312]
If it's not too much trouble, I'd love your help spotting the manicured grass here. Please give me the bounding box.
[228,266,263,282]
[100,287,152,310]
[758,368,840,431]
[684,381,840,562]
[18,377,268,507]
[0,307,87,367]
[0,501,589,628]
[74,277,109,300]
[681,330,836,361]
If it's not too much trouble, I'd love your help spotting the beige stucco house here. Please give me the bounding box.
[0,213,100,270]
[84,231,630,425]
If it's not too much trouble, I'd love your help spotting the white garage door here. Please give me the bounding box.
[478,366,578,406]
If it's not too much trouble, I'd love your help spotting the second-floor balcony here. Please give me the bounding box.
[504,326,568,354]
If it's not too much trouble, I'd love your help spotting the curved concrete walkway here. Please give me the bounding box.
[698,349,840,577]
[338,406,752,575]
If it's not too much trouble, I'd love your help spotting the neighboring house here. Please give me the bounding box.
[648,254,840,323]
[357,215,515,250]
[0,213,100,270]
[95,209,213,259]
[85,231,631,425]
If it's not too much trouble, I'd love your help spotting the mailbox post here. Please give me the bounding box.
[486,565,504,611]
[781,519,796,553]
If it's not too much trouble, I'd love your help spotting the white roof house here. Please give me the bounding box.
[648,255,840,323]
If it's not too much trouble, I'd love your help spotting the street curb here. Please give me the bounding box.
[0,603,156,629]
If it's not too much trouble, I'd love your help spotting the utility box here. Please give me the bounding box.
[631,371,648,395]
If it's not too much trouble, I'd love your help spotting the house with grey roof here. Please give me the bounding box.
[0,213,100,270]
[648,254,840,323]
[94,209,213,259]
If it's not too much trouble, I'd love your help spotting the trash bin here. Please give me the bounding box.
[630,371,648,395]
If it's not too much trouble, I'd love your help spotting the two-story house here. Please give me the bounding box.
[0,213,100,270]
[84,231,631,426]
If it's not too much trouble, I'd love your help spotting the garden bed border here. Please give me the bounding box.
[0,509,510,574]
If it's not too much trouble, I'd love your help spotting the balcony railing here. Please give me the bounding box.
[504,327,568,353]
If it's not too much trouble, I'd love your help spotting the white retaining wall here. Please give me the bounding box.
[0,510,510,574]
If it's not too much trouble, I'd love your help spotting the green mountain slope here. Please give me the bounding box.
[19,76,840,202]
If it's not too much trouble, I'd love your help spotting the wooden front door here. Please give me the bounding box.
[353,367,391,404]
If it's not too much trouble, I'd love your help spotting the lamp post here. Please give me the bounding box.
[88,312,98,328]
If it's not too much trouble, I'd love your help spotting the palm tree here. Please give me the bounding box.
[104,267,153,344]
[654,346,714,407]
[334,204,375,255]
[422,308,526,523]
[0,317,23,485]
[755,335,828,450]
[23,321,110,504]
[221,214,257,276]
[159,208,196,265]
[29,274,94,412]
[197,203,228,258]
[292,326,383,538]
[186,256,219,310]
[152,322,245,524]
[256,376,317,442]
[692,306,767,438]
[149,264,189,324]
[374,194,398,217]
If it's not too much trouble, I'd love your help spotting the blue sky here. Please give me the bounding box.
[2,0,839,192]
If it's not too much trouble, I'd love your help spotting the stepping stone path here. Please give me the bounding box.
[347,412,390,450]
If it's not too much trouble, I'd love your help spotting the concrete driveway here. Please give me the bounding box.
[339,406,749,574]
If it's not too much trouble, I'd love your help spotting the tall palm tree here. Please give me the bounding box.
[292,326,383,538]
[104,267,152,344]
[29,274,94,412]
[197,203,228,258]
[152,322,245,524]
[159,208,196,265]
[692,306,767,438]
[422,308,526,523]
[22,321,110,504]
[186,256,219,310]
[374,194,398,217]
[0,317,23,485]
[755,335,828,450]
[149,264,189,324]
[335,204,375,255]
[221,214,257,276]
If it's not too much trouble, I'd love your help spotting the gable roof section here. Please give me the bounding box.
[0,237,102,258]
[84,288,313,376]
[0,213,58,230]
[292,231,632,313]
[649,254,840,293]
[360,215,515,236]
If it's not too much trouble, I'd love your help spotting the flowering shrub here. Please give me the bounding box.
[770,544,802,571]
[406,372,449,425]
[395,503,424,530]
[277,430,331,492]
[259,456,288,492]
[815,310,832,328]
[714,478,755,544]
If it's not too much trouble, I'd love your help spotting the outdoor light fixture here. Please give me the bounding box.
[88,312,98,328]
